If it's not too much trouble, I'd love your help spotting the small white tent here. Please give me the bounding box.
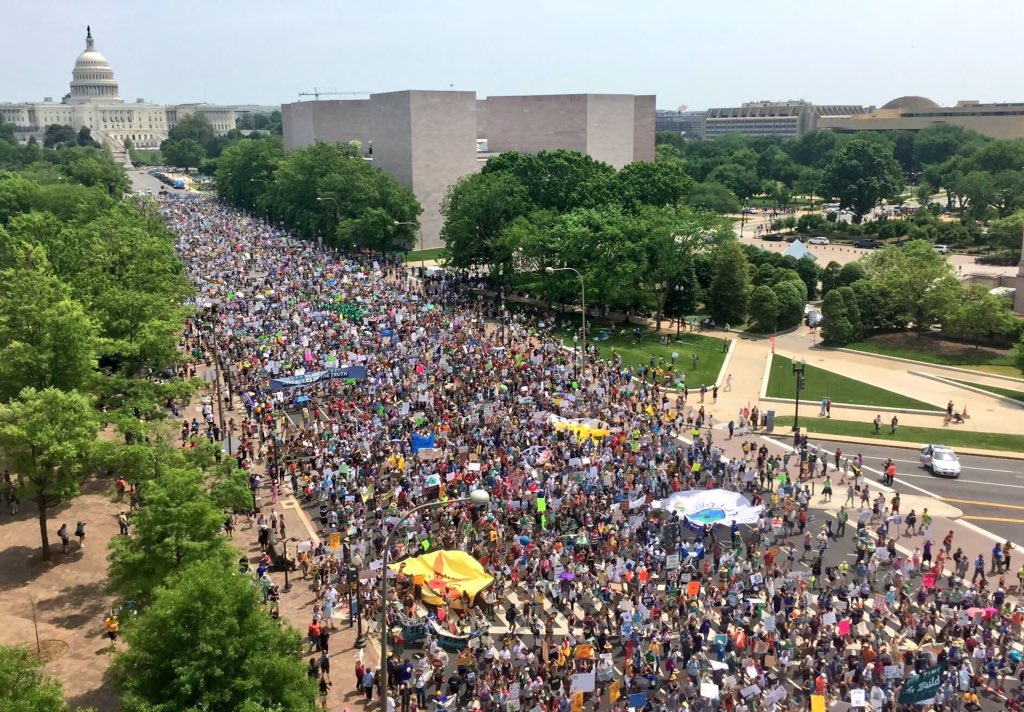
[781,239,816,261]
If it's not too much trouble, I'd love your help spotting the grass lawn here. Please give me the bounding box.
[948,379,1024,404]
[557,326,728,387]
[404,247,447,263]
[766,354,938,411]
[845,340,1018,371]
[774,416,1024,453]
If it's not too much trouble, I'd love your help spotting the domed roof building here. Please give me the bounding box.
[880,96,940,112]
[0,27,235,161]
[67,26,121,103]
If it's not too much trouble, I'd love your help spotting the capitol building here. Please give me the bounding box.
[0,27,235,159]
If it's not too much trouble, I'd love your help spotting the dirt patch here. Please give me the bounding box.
[863,333,1011,361]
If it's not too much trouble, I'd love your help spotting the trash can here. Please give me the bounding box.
[765,410,775,433]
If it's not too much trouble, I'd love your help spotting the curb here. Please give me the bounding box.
[833,347,1024,385]
[909,370,1024,409]
[759,396,943,417]
[714,339,736,388]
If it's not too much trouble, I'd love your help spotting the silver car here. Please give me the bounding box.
[920,445,961,478]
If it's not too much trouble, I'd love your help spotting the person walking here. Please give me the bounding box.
[904,510,917,537]
[972,554,986,585]
[75,521,86,549]
[117,511,129,536]
[890,415,899,434]
[57,523,70,553]
[836,506,848,538]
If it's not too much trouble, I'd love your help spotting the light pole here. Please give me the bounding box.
[740,197,749,238]
[282,536,298,592]
[348,565,365,648]
[315,196,338,248]
[393,221,424,267]
[545,266,586,367]
[792,358,806,433]
[377,490,490,712]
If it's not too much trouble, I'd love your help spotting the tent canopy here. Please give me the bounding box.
[390,550,493,605]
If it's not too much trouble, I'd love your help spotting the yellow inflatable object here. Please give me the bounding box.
[389,550,494,606]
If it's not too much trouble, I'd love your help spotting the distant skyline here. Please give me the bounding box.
[3,0,1023,111]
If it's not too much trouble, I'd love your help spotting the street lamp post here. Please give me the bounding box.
[315,196,339,248]
[377,490,490,712]
[282,536,298,593]
[393,221,425,267]
[544,266,586,367]
[740,197,749,238]
[792,358,806,433]
[348,565,365,648]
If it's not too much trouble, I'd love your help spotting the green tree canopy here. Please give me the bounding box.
[707,241,750,326]
[820,139,904,221]
[0,644,73,712]
[612,160,694,211]
[215,137,283,212]
[0,388,99,560]
[162,139,206,170]
[115,558,317,712]
[684,181,741,214]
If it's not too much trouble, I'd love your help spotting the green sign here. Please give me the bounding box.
[897,663,946,705]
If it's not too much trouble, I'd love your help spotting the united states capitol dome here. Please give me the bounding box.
[67,26,121,103]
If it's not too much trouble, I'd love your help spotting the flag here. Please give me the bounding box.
[361,484,374,503]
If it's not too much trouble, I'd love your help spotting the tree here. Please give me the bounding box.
[42,124,77,149]
[772,279,806,329]
[162,139,206,169]
[166,112,216,149]
[820,260,842,295]
[747,285,780,332]
[441,171,533,273]
[986,211,1024,252]
[913,123,971,167]
[214,137,283,211]
[0,388,99,561]
[76,126,98,147]
[706,162,762,199]
[612,160,693,211]
[483,149,616,213]
[820,139,904,222]
[835,285,863,340]
[0,261,97,399]
[820,290,854,345]
[115,558,317,712]
[943,285,1019,346]
[836,261,866,287]
[0,644,72,712]
[860,240,960,331]
[707,241,750,326]
[786,130,839,169]
[108,466,232,601]
[1014,333,1024,376]
[684,182,741,214]
[636,205,734,329]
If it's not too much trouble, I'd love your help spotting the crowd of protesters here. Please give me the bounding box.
[165,194,1024,712]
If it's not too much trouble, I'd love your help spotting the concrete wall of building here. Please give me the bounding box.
[407,91,478,250]
[369,91,415,191]
[820,114,1024,140]
[282,100,371,153]
[482,94,589,155]
[632,95,656,163]
[582,94,638,168]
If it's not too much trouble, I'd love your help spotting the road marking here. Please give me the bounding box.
[961,515,1024,525]
[899,473,1024,489]
[941,498,1024,511]
[886,457,1017,474]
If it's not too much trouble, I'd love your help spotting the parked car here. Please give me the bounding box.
[853,239,883,249]
[805,310,823,327]
[933,244,950,254]
[920,445,961,478]
[761,233,785,242]
[808,236,830,245]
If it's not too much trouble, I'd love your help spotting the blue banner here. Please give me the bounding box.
[411,433,436,453]
[269,366,367,391]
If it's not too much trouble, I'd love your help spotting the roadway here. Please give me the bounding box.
[770,434,1024,543]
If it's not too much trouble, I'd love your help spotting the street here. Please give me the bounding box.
[760,433,1024,543]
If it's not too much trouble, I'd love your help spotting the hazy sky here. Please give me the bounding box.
[3,0,1022,110]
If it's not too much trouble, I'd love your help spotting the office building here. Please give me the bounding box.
[282,91,655,249]
[819,96,1024,140]
[703,100,866,140]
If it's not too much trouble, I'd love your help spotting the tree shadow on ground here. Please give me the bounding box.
[65,664,121,712]
[35,580,110,630]
[0,545,80,592]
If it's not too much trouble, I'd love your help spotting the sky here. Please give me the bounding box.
[3,0,1023,111]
